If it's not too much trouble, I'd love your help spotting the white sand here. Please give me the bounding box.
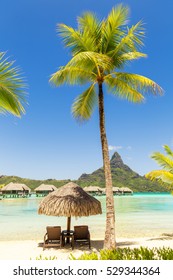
[1,235,173,260]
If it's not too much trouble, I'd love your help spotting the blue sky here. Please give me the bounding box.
[0,0,173,180]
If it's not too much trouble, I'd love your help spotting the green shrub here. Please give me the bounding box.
[70,252,99,260]
[71,247,173,260]
[34,247,173,260]
[156,247,173,260]
[34,255,58,260]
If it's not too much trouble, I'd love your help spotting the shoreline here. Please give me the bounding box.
[1,235,173,260]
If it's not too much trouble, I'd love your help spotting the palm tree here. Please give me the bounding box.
[0,52,26,116]
[50,4,163,249]
[146,145,173,186]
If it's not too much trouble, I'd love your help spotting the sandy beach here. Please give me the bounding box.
[1,235,173,260]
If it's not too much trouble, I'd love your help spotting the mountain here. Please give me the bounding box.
[0,152,170,192]
[77,152,169,192]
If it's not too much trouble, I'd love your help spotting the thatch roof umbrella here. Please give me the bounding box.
[1,182,31,193]
[34,184,58,193]
[38,182,102,233]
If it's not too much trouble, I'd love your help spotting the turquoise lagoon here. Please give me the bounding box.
[0,193,173,241]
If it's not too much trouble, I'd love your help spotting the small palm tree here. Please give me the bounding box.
[0,52,26,116]
[50,5,163,249]
[146,145,173,185]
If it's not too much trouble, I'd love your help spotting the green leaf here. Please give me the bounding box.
[146,170,173,185]
[151,152,173,172]
[0,52,27,116]
[72,84,97,121]
[105,75,144,103]
[50,66,96,86]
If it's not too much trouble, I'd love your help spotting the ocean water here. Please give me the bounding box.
[0,193,173,241]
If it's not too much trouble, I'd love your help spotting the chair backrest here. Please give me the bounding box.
[46,226,61,240]
[74,225,89,239]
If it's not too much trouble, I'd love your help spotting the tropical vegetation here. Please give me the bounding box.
[34,246,173,260]
[70,247,173,260]
[0,51,26,116]
[146,145,173,187]
[49,5,163,249]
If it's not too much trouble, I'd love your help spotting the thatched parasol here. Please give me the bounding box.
[1,182,31,193]
[38,182,102,232]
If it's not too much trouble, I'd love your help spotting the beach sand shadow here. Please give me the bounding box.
[117,241,138,247]
[147,233,173,241]
[37,241,92,252]
[37,239,138,252]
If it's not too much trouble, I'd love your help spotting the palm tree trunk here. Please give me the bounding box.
[98,82,116,249]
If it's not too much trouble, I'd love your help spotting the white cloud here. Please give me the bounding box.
[108,145,123,151]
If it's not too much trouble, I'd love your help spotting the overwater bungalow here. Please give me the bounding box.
[34,184,58,196]
[119,187,133,195]
[1,182,31,198]
[102,186,133,195]
[83,186,104,196]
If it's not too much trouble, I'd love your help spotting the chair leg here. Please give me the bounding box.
[71,236,74,250]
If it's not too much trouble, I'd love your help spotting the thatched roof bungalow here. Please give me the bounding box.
[83,186,103,195]
[102,186,132,195]
[119,187,133,195]
[34,184,58,196]
[1,182,31,197]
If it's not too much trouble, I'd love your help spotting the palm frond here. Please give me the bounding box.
[0,52,27,116]
[101,4,129,53]
[105,75,144,103]
[108,20,145,59]
[77,12,102,52]
[119,51,147,61]
[50,66,96,86]
[146,170,173,185]
[72,84,97,121]
[115,72,163,96]
[57,24,88,54]
[163,145,173,158]
[110,51,147,69]
[66,51,114,73]
[151,152,173,171]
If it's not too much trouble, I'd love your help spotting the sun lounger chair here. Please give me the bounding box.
[71,225,91,249]
[43,226,63,250]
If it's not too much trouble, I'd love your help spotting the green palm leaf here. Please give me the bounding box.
[163,145,173,158]
[108,21,145,59]
[0,52,26,116]
[72,84,97,121]
[50,66,96,86]
[77,12,102,52]
[57,23,98,55]
[101,4,129,53]
[66,51,114,73]
[151,152,173,171]
[105,75,144,102]
[146,170,173,185]
[115,73,163,95]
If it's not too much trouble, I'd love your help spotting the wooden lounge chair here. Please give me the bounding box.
[43,226,63,250]
[71,225,91,249]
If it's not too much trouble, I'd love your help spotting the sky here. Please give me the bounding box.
[0,0,173,180]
